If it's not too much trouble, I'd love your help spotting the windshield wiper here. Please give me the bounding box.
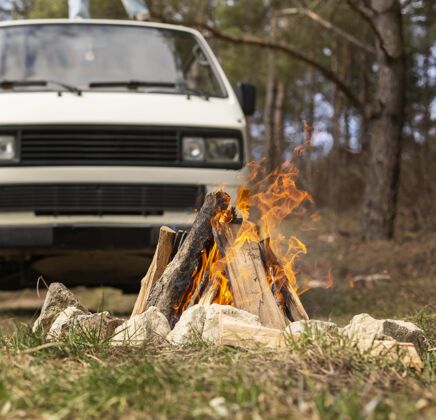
[88,80,177,90]
[88,80,210,99]
[0,80,82,95]
[176,82,209,100]
[177,80,210,101]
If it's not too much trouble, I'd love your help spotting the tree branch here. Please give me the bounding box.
[346,0,393,59]
[348,0,375,18]
[346,0,381,41]
[276,7,376,54]
[189,21,364,112]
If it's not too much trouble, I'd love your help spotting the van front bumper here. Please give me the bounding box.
[0,224,192,253]
[0,166,244,252]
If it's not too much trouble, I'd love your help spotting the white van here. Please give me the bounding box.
[0,19,255,288]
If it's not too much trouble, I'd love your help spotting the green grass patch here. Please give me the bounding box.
[0,313,434,419]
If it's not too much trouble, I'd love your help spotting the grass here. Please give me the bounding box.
[0,310,434,419]
[0,213,435,418]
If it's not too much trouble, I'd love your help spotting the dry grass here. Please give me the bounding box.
[0,317,434,419]
[0,211,435,418]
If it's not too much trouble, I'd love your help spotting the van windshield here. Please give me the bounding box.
[0,23,227,97]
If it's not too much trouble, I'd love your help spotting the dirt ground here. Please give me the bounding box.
[0,211,434,419]
[0,287,136,332]
[1,210,434,329]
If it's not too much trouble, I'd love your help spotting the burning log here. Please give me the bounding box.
[145,191,230,322]
[197,276,219,305]
[261,238,309,322]
[213,223,288,329]
[282,285,309,322]
[187,265,211,308]
[131,162,312,328]
[130,226,176,318]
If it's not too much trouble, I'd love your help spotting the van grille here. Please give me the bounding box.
[0,184,205,215]
[20,127,179,165]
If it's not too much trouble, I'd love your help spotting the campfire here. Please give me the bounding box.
[131,161,311,329]
[32,162,427,371]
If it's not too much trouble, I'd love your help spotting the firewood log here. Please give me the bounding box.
[187,265,211,308]
[217,314,288,349]
[145,191,230,322]
[261,238,309,322]
[213,223,288,329]
[130,226,176,318]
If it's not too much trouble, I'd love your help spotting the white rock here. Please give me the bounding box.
[202,304,260,343]
[47,306,85,340]
[341,313,428,352]
[33,283,88,334]
[73,312,124,339]
[285,320,338,336]
[111,306,170,346]
[48,308,124,341]
[167,305,206,345]
[209,397,229,418]
[356,339,423,370]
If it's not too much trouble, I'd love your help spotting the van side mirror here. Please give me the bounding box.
[235,83,256,116]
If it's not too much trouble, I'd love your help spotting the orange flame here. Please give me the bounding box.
[174,160,320,318]
[236,161,312,294]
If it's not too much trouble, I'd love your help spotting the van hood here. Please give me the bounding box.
[0,91,246,129]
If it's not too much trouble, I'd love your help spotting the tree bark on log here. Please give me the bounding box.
[130,226,176,318]
[213,223,288,329]
[145,191,230,322]
[261,238,309,322]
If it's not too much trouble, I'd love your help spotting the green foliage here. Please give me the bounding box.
[21,0,127,19]
[0,320,434,419]
[0,322,44,351]
[89,0,127,19]
[27,0,67,19]
[8,0,433,157]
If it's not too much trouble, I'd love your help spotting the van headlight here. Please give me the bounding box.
[206,138,240,163]
[0,136,17,162]
[182,137,206,161]
[182,137,240,164]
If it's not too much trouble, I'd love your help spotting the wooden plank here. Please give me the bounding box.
[262,238,309,322]
[145,191,230,322]
[217,314,288,349]
[198,284,217,305]
[214,223,287,329]
[130,226,176,318]
[217,316,423,370]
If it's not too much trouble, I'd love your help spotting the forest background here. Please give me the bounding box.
[1,0,434,242]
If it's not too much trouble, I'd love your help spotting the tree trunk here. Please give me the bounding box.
[304,68,316,190]
[264,56,277,168]
[272,79,286,165]
[358,43,370,156]
[329,38,344,219]
[361,0,405,240]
